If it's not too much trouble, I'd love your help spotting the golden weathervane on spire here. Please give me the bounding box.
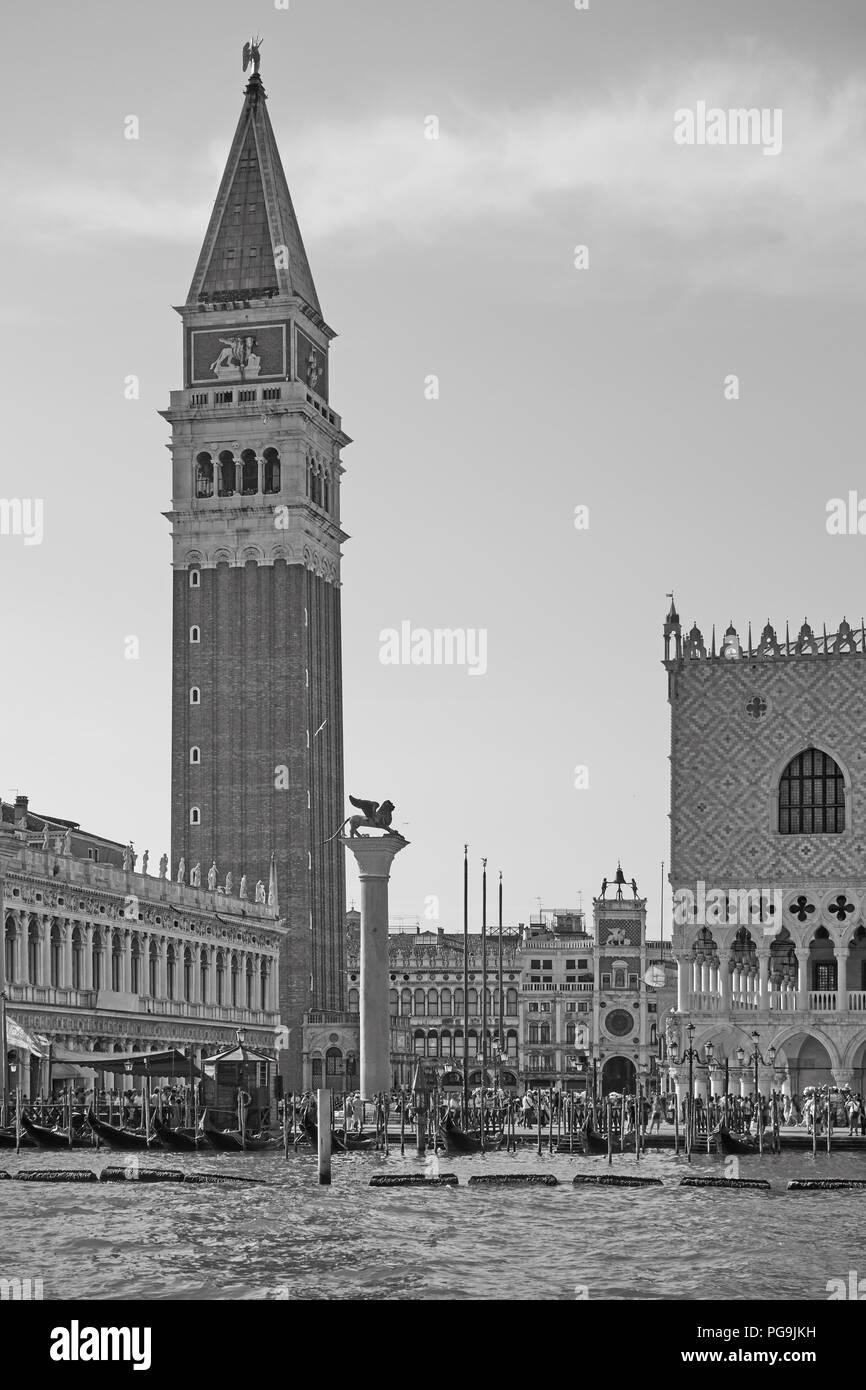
[243,37,262,76]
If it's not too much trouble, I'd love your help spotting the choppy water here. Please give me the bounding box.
[1,1144,864,1300]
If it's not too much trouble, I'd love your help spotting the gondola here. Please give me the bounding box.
[151,1113,206,1152]
[201,1108,275,1153]
[296,1115,377,1153]
[713,1122,759,1157]
[21,1112,94,1150]
[578,1120,610,1155]
[0,1126,37,1148]
[577,1119,638,1155]
[438,1115,505,1155]
[87,1107,157,1151]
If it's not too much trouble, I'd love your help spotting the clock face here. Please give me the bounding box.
[644,964,666,989]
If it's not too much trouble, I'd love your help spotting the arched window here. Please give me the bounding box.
[506,987,518,1014]
[28,920,39,984]
[427,990,439,1017]
[195,452,213,498]
[413,987,425,1016]
[166,943,176,1000]
[149,939,159,996]
[190,747,201,765]
[414,1029,425,1055]
[183,946,193,1002]
[218,450,235,497]
[468,988,478,1013]
[260,959,268,1011]
[779,748,845,834]
[440,1029,452,1057]
[441,987,452,1015]
[50,922,62,987]
[189,568,201,589]
[323,471,331,513]
[241,448,258,495]
[400,988,411,1016]
[506,1028,518,1057]
[454,1028,464,1058]
[427,1031,439,1056]
[389,988,398,1015]
[92,928,104,991]
[200,948,209,1003]
[131,935,142,994]
[566,1022,576,1044]
[540,1023,551,1044]
[72,926,83,989]
[189,625,200,643]
[246,957,254,1009]
[190,806,201,825]
[189,687,200,705]
[263,447,280,494]
[454,987,464,1013]
[216,950,225,1005]
[5,918,16,984]
[326,1046,343,1077]
[349,987,359,1011]
[111,932,123,991]
[231,953,239,1006]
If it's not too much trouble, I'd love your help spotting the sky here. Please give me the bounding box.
[1,0,865,937]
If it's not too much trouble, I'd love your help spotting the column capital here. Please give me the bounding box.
[340,833,409,879]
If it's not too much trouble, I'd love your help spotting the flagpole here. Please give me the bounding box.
[462,845,469,1126]
[481,858,487,1151]
[498,871,504,1094]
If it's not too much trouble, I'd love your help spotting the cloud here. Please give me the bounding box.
[7,54,866,296]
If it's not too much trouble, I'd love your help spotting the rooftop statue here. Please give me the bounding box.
[242,36,262,76]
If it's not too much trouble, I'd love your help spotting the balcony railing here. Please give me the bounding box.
[808,990,837,1012]
[848,991,866,1011]
[522,983,592,993]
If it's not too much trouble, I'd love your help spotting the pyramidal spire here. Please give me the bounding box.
[187,63,321,314]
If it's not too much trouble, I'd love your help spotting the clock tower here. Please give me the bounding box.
[162,63,349,1086]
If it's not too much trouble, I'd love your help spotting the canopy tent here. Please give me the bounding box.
[52,1048,202,1079]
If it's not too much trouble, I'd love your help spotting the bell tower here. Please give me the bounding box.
[162,60,349,1085]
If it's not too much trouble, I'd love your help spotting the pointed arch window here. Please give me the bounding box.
[779,747,845,834]
[189,626,200,644]
[189,806,201,826]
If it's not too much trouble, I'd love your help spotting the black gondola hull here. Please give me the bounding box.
[87,1108,157,1151]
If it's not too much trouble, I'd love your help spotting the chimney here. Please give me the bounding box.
[14,793,28,826]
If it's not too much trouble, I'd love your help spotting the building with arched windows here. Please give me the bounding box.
[0,796,285,1102]
[343,906,673,1093]
[663,601,866,1100]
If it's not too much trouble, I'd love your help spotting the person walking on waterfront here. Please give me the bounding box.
[648,1092,663,1133]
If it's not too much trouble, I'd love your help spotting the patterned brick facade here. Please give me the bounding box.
[664,602,866,1095]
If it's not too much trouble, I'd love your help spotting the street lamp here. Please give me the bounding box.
[736,1031,776,1105]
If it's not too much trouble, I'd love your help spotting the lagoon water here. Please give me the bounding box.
[0,1145,863,1300]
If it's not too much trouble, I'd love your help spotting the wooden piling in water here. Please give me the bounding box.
[606,1100,613,1166]
[317,1088,331,1185]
